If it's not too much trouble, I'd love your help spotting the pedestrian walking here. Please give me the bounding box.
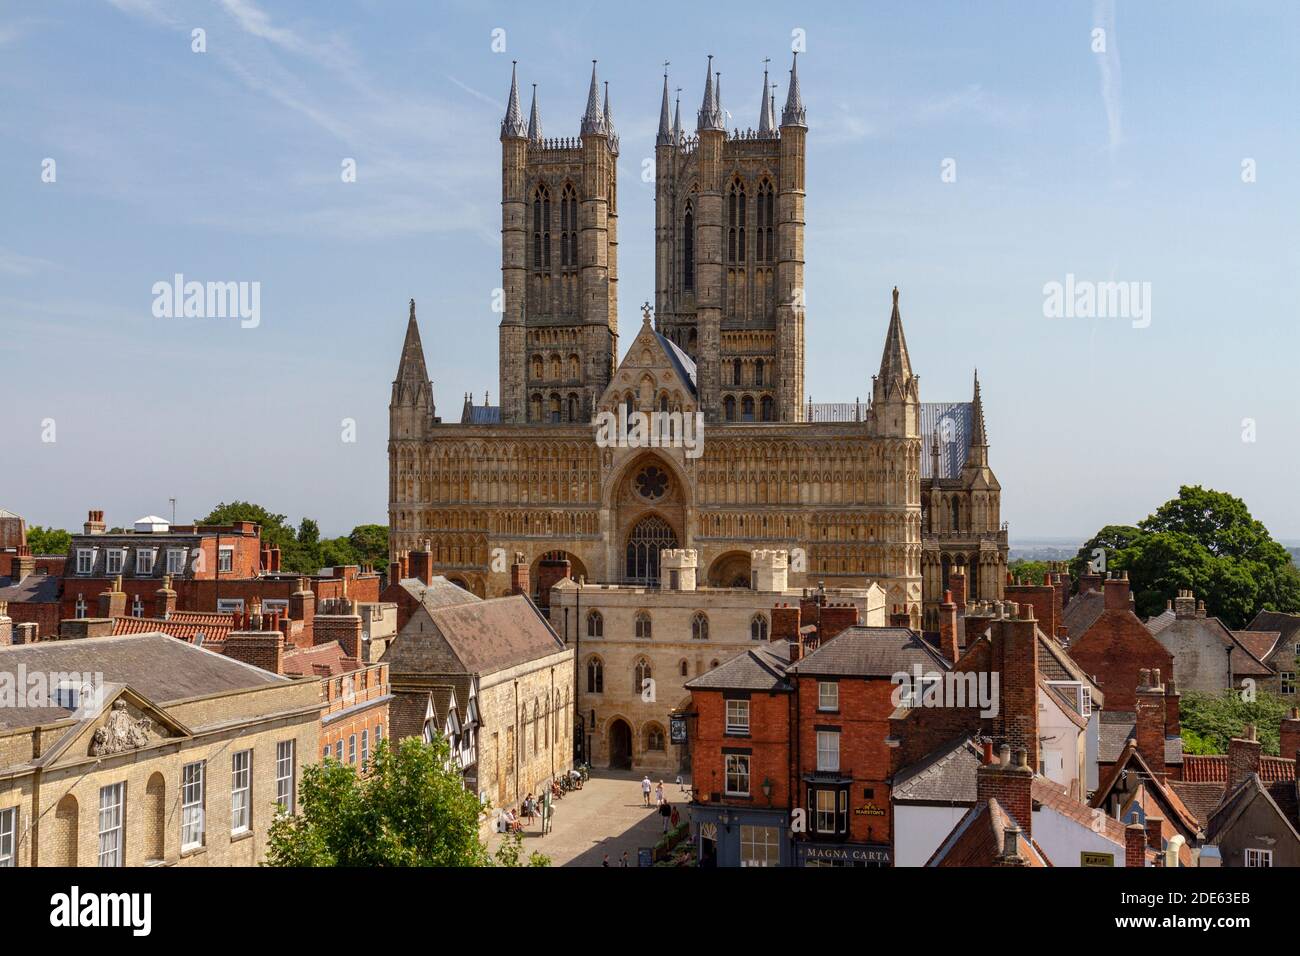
[620,851,629,867]
[641,775,652,807]
[659,800,672,832]
[655,781,665,805]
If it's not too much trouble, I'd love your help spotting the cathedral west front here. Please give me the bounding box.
[388,54,1008,628]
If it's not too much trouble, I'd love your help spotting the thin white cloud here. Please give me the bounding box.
[1094,0,1123,155]
[0,249,56,276]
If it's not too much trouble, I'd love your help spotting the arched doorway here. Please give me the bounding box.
[608,717,633,769]
[625,515,678,585]
[708,551,752,588]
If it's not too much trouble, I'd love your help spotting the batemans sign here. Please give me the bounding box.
[669,715,688,744]
[1080,851,1115,867]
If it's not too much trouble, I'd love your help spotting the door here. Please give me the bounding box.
[609,718,633,769]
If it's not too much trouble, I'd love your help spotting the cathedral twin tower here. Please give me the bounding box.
[498,54,808,425]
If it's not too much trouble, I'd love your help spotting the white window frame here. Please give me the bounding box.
[76,548,94,575]
[816,730,840,772]
[814,788,837,834]
[135,548,156,575]
[230,750,251,836]
[262,599,289,614]
[131,594,144,617]
[0,807,15,867]
[334,740,343,761]
[74,595,86,619]
[181,761,206,851]
[98,783,125,867]
[724,754,751,796]
[217,547,234,573]
[216,598,245,614]
[361,729,369,766]
[725,699,750,735]
[818,681,839,711]
[105,548,125,575]
[1245,847,1273,867]
[375,724,383,745]
[166,548,186,574]
[276,740,295,813]
[739,825,780,867]
[348,734,357,764]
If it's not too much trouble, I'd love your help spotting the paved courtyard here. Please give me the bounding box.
[487,769,694,867]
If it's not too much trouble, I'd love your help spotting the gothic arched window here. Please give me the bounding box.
[586,656,603,693]
[634,657,652,691]
[567,393,579,422]
[679,659,689,677]
[692,612,710,641]
[733,358,742,386]
[754,358,764,386]
[587,610,603,638]
[532,184,552,271]
[951,496,961,530]
[761,395,774,422]
[751,614,768,641]
[625,515,678,584]
[742,396,755,421]
[724,396,736,421]
[758,179,775,262]
[645,724,665,752]
[635,612,652,639]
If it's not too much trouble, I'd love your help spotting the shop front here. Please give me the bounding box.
[691,804,792,867]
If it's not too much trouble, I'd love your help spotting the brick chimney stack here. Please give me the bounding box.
[1173,589,1197,619]
[84,510,106,535]
[1078,570,1102,595]
[154,575,177,620]
[948,566,967,607]
[992,603,1040,771]
[224,629,284,675]
[938,589,959,663]
[408,544,434,586]
[314,604,363,659]
[1125,823,1147,867]
[97,576,127,619]
[510,552,530,597]
[0,601,11,645]
[888,604,910,628]
[1226,724,1263,794]
[771,604,801,645]
[1279,708,1300,763]
[1103,571,1131,610]
[1135,668,1167,779]
[976,744,1034,837]
[290,577,316,639]
[11,546,34,582]
[1144,815,1165,852]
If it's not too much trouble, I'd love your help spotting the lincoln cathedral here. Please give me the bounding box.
[388,54,1008,627]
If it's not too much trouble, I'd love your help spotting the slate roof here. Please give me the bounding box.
[1147,613,1274,678]
[1061,590,1105,639]
[891,737,981,804]
[386,594,563,676]
[460,404,502,424]
[0,633,287,730]
[1145,609,1176,634]
[804,402,972,481]
[684,643,793,692]
[656,333,698,393]
[1097,710,1184,765]
[1206,773,1300,844]
[1168,780,1231,828]
[787,626,948,677]
[397,576,482,613]
[0,573,61,603]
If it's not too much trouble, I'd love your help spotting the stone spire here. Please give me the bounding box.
[580,60,606,136]
[697,55,724,131]
[672,89,683,142]
[500,61,527,139]
[877,286,914,392]
[396,299,430,385]
[527,83,542,142]
[971,370,988,447]
[656,70,674,146]
[781,52,807,127]
[603,81,618,153]
[715,72,725,129]
[758,60,776,136]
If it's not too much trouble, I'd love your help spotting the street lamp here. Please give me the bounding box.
[761,777,774,804]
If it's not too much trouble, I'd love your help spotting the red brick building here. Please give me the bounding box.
[1066,572,1173,711]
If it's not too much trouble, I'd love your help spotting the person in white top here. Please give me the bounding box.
[641,775,652,807]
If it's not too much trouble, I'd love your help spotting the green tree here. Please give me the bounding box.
[24,526,71,556]
[347,524,389,568]
[1178,690,1293,755]
[1071,487,1300,627]
[199,501,295,549]
[297,518,320,547]
[265,736,547,867]
[1008,559,1051,585]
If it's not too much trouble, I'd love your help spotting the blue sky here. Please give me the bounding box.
[2,1,1297,540]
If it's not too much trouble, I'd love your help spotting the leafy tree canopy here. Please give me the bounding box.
[265,736,547,867]
[1008,559,1051,585]
[1179,690,1293,756]
[1071,487,1300,627]
[25,525,71,556]
[197,502,387,576]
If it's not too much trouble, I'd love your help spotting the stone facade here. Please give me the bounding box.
[0,634,320,868]
[548,548,883,771]
[387,55,1007,628]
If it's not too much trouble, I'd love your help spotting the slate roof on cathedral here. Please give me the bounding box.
[656,332,697,393]
[806,401,973,480]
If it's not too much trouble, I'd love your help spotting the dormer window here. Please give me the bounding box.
[105,549,124,575]
[76,549,94,575]
[136,549,156,575]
